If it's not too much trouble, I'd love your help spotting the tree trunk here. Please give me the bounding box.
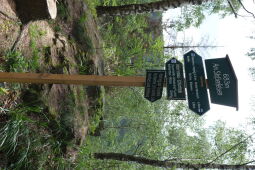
[96,0,209,16]
[14,0,57,23]
[94,152,255,169]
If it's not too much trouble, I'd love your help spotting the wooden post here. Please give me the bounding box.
[0,72,145,87]
[0,72,210,88]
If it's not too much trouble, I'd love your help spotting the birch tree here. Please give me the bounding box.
[97,0,209,16]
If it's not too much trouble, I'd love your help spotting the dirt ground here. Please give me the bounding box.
[0,0,105,160]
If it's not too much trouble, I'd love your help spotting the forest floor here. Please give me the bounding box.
[0,0,105,167]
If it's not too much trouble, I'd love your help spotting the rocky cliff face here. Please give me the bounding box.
[0,0,105,166]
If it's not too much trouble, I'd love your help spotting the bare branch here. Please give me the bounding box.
[239,160,255,166]
[226,0,254,18]
[237,0,255,18]
[208,132,255,164]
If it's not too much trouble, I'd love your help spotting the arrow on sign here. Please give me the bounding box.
[165,58,186,100]
[144,70,165,102]
[184,50,210,115]
[205,55,238,110]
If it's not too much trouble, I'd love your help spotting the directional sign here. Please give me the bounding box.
[165,58,185,100]
[144,70,165,102]
[205,55,238,110]
[184,50,210,115]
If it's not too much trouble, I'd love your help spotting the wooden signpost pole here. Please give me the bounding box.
[0,72,210,87]
[0,72,145,87]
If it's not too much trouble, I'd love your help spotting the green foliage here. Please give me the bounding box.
[28,25,46,71]
[0,49,41,73]
[0,105,42,169]
[100,13,165,76]
[76,136,163,170]
[76,88,201,168]
[1,50,29,72]
[247,36,255,80]
[206,0,241,17]
[174,5,205,31]
[0,97,73,169]
[98,1,165,76]
[77,87,251,169]
[249,68,255,81]
[84,0,100,17]
[170,0,242,31]
[247,48,255,59]
[0,87,8,95]
[58,1,69,20]
[89,109,103,135]
[72,15,94,53]
[0,25,46,73]
[208,121,249,164]
[76,88,170,169]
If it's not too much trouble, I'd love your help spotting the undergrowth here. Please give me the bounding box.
[0,100,73,169]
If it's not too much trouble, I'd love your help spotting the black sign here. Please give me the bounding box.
[184,50,210,115]
[144,70,165,102]
[165,58,185,100]
[205,55,238,110]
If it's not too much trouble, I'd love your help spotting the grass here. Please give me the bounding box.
[0,105,39,169]
[58,1,69,21]
[0,24,45,73]
[0,97,74,169]
[28,24,47,72]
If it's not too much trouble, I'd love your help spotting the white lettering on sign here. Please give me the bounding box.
[212,63,230,96]
[223,74,230,88]
[197,102,201,110]
[188,73,192,81]
[176,65,180,78]
[189,82,193,91]
[213,64,223,96]
[192,102,196,109]
[177,80,182,93]
[153,73,157,85]
[195,82,200,99]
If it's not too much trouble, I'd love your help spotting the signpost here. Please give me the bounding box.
[144,70,165,102]
[0,51,239,114]
[205,55,238,110]
[165,58,185,100]
[0,72,146,86]
[184,50,210,115]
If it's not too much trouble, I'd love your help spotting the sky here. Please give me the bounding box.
[163,0,255,131]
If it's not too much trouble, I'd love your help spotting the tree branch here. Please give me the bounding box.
[94,152,255,169]
[237,0,255,18]
[227,0,238,18]
[239,160,255,166]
